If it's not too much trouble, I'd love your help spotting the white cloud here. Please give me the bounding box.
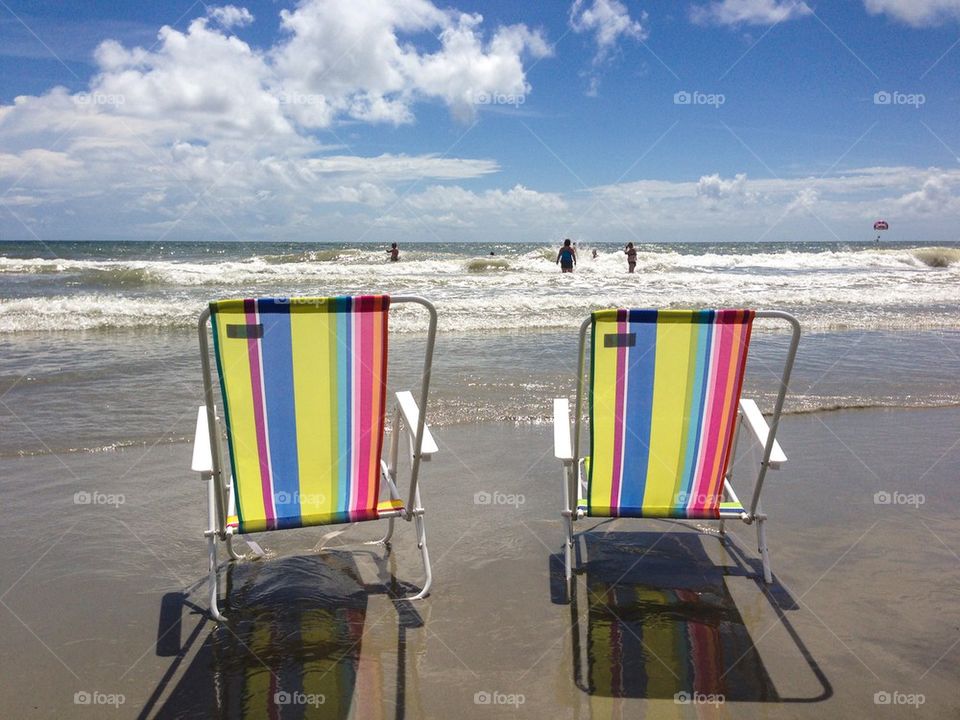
[690,0,812,26]
[697,172,749,200]
[208,5,255,29]
[0,0,551,240]
[570,0,648,62]
[863,0,960,26]
[894,174,960,215]
[273,0,550,126]
[584,167,960,239]
[569,0,646,94]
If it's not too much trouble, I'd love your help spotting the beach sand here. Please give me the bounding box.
[1,407,958,718]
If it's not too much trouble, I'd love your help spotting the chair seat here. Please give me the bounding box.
[227,498,405,534]
[577,456,743,519]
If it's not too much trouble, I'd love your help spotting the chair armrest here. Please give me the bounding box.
[739,399,787,469]
[396,391,439,457]
[191,406,214,474]
[554,398,574,462]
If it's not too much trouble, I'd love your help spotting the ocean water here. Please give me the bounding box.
[1,239,959,456]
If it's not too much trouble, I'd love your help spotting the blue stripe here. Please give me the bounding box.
[675,311,713,511]
[257,298,301,529]
[336,297,352,514]
[617,311,657,510]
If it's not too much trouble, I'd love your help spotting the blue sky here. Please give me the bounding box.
[1,0,959,243]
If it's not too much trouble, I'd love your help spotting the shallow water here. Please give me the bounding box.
[1,325,958,457]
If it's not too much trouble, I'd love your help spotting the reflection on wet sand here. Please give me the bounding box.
[553,528,831,713]
[146,548,420,719]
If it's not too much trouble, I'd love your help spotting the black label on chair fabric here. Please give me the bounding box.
[604,333,636,348]
[226,324,264,339]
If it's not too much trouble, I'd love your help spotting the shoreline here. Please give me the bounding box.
[5,402,960,460]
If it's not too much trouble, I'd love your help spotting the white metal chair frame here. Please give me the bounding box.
[191,296,439,621]
[554,310,801,586]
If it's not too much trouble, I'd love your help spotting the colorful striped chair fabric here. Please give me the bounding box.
[209,296,399,533]
[195,294,438,619]
[556,307,800,587]
[586,309,754,520]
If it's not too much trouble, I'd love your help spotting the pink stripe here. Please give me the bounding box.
[690,320,733,511]
[609,310,627,514]
[245,300,275,528]
[354,300,375,515]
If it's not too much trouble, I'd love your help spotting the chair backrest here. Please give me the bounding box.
[208,296,390,532]
[585,309,754,519]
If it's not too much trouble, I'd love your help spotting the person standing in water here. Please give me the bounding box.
[556,238,577,273]
[387,242,399,262]
[624,242,637,273]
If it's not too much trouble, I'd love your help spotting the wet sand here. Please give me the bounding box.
[1,407,959,718]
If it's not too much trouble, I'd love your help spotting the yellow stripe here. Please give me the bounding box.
[642,312,695,511]
[589,316,619,513]
[635,590,684,713]
[244,621,273,715]
[291,304,336,518]
[214,309,266,530]
[300,609,348,717]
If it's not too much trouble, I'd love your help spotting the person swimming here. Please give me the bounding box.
[387,242,399,262]
[556,238,576,273]
[624,242,637,273]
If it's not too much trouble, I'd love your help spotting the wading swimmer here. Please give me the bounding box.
[556,238,577,273]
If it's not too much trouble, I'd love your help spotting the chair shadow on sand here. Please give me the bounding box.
[141,546,421,719]
[550,526,832,706]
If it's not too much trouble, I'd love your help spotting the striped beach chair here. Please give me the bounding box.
[192,295,438,620]
[554,309,800,585]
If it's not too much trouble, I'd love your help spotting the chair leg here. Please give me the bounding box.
[406,513,432,600]
[564,516,574,582]
[756,514,772,584]
[225,535,243,561]
[207,536,226,621]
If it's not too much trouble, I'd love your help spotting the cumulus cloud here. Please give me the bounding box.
[894,174,959,215]
[208,5,255,29]
[273,0,550,126]
[570,0,647,62]
[584,167,960,239]
[863,0,960,26]
[0,0,551,240]
[690,0,812,26]
[569,0,646,94]
[697,172,751,203]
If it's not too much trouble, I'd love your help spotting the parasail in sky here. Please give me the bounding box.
[873,220,889,231]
